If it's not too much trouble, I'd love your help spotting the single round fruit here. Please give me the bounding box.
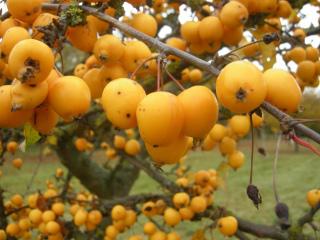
[12,158,23,169]
[199,16,223,42]
[113,135,126,149]
[219,1,249,29]
[29,209,42,224]
[188,69,203,83]
[217,216,238,236]
[179,207,194,220]
[141,201,157,217]
[178,86,219,138]
[124,210,137,227]
[180,21,201,43]
[1,26,30,59]
[201,136,216,151]
[42,210,56,223]
[121,40,152,72]
[209,124,227,142]
[297,60,317,84]
[48,76,91,120]
[143,222,157,235]
[82,68,106,99]
[124,139,141,156]
[164,208,181,227]
[130,13,158,37]
[7,0,42,23]
[190,196,207,213]
[45,221,61,235]
[306,46,319,62]
[105,225,119,238]
[88,210,103,225]
[101,78,146,129]
[173,192,190,209]
[145,135,189,165]
[306,189,320,208]
[74,209,88,226]
[6,141,18,154]
[93,34,125,63]
[229,115,250,137]
[52,202,65,216]
[137,91,184,146]
[66,24,97,52]
[251,113,264,128]
[227,151,245,170]
[8,39,54,85]
[99,63,128,83]
[5,223,19,237]
[11,194,23,206]
[31,104,59,135]
[263,69,302,113]
[111,205,127,221]
[219,136,237,155]
[74,64,88,78]
[216,61,266,113]
[150,231,167,240]
[289,47,306,63]
[11,79,48,110]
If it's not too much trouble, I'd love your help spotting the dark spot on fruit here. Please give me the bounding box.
[117,91,121,95]
[153,145,159,148]
[145,206,153,211]
[126,113,131,118]
[236,87,247,101]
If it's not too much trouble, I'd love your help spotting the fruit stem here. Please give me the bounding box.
[273,133,282,203]
[249,113,254,185]
[157,55,162,91]
[223,40,264,59]
[130,54,158,80]
[164,65,185,91]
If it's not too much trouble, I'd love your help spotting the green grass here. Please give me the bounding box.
[0,140,319,239]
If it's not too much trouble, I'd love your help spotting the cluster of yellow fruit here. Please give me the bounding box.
[104,134,141,159]
[202,113,263,170]
[180,1,248,54]
[180,67,203,84]
[284,46,320,90]
[177,0,295,54]
[3,140,24,170]
[0,36,58,130]
[99,75,219,165]
[0,173,109,240]
[104,205,138,240]
[217,60,302,114]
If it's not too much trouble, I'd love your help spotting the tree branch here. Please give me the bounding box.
[125,155,182,193]
[235,230,251,240]
[0,188,8,229]
[100,193,170,211]
[298,203,320,226]
[237,217,287,240]
[41,3,320,145]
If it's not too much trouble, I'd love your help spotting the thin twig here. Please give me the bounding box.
[23,147,44,196]
[249,114,254,184]
[273,133,282,203]
[130,54,158,79]
[164,65,185,91]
